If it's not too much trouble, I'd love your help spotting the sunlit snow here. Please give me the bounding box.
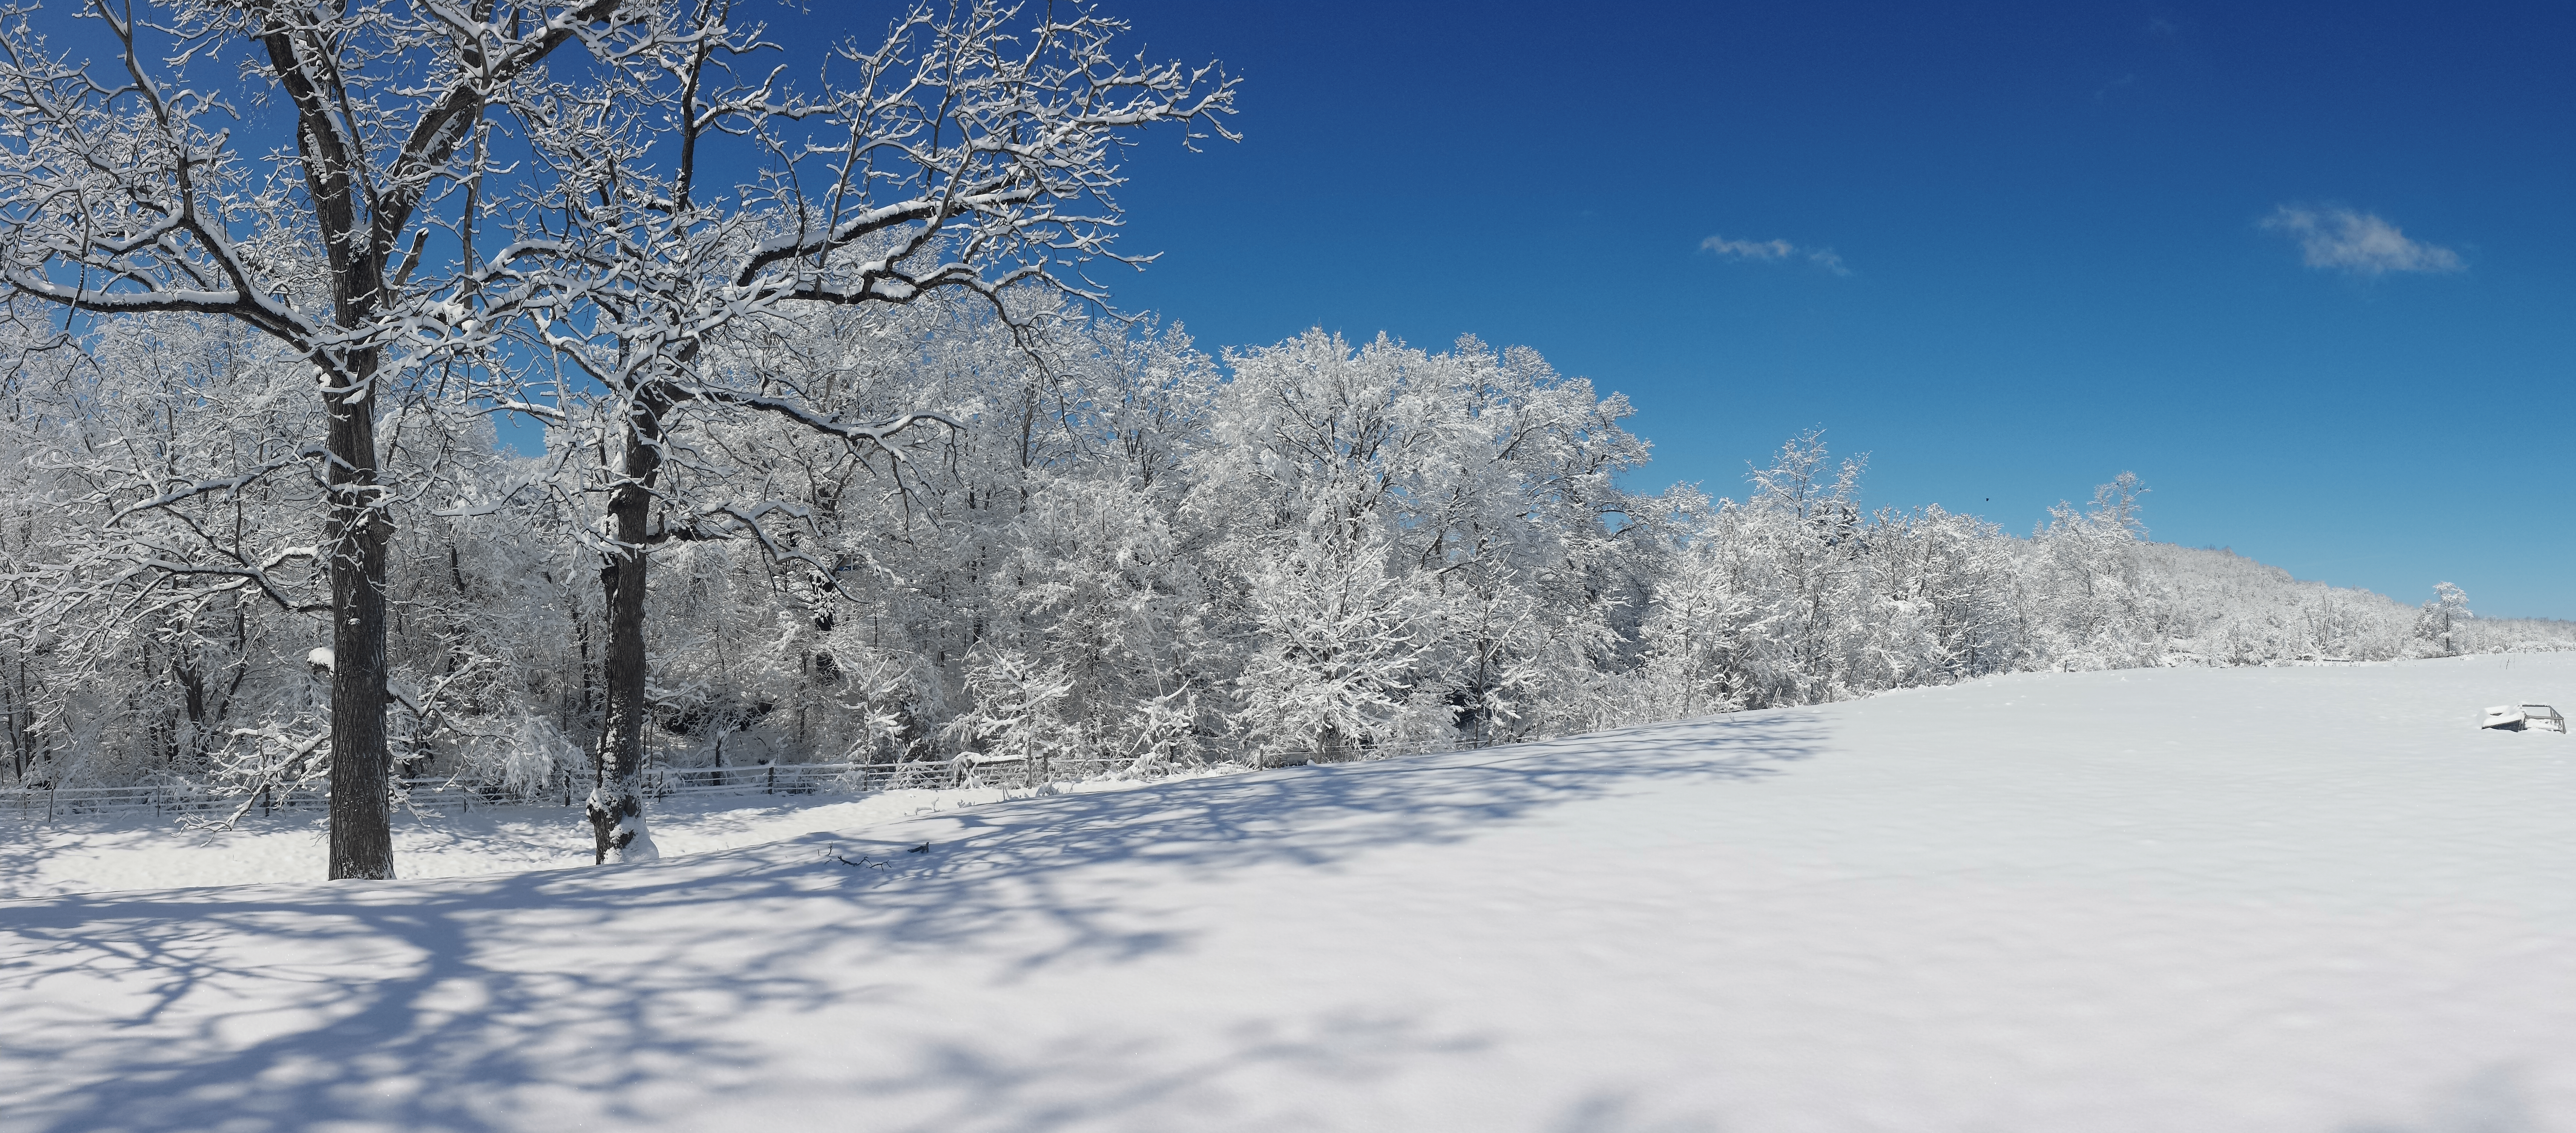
[6,654,2576,1132]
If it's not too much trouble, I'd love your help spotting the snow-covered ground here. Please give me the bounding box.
[8,654,2576,1133]
[0,779,1177,900]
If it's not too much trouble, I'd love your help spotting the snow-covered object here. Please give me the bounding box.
[13,656,2576,1131]
[585,787,663,865]
[612,822,661,864]
[2484,703,2566,732]
[305,647,334,674]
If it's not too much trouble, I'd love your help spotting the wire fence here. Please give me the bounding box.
[0,756,1022,824]
[0,729,1547,826]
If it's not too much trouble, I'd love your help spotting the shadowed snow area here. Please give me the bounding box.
[0,780,1188,898]
[7,654,2576,1132]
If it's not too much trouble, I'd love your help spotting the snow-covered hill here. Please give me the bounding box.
[9,654,2576,1132]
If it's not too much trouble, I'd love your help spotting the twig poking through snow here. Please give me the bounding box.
[822,844,889,870]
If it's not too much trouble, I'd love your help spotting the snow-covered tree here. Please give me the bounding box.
[0,0,684,876]
[11,294,2576,827]
[2417,582,2473,656]
[488,0,1237,861]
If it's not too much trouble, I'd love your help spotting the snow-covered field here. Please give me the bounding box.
[0,779,1172,900]
[8,654,2576,1133]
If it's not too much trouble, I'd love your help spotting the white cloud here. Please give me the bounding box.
[2262,206,2464,276]
[1701,235,1796,261]
[1701,234,1851,276]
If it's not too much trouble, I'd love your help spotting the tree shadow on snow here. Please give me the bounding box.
[2341,1065,2542,1133]
[0,713,1818,1133]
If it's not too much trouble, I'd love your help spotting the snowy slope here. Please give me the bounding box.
[8,654,2576,1133]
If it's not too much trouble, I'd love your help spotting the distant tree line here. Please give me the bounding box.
[5,304,2566,835]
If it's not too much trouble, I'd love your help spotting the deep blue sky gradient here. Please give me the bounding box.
[43,2,2565,614]
[783,1,2568,616]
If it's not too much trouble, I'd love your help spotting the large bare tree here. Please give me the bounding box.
[0,0,671,877]
[496,0,1237,862]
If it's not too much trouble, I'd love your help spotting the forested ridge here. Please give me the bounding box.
[5,305,2566,806]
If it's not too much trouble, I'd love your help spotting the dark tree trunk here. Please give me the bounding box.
[325,349,395,880]
[0,665,19,783]
[251,10,610,879]
[575,600,596,724]
[258,23,401,880]
[589,394,663,864]
[174,657,207,768]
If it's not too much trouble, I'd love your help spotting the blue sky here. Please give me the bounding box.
[46,2,2564,615]
[819,1,2569,617]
